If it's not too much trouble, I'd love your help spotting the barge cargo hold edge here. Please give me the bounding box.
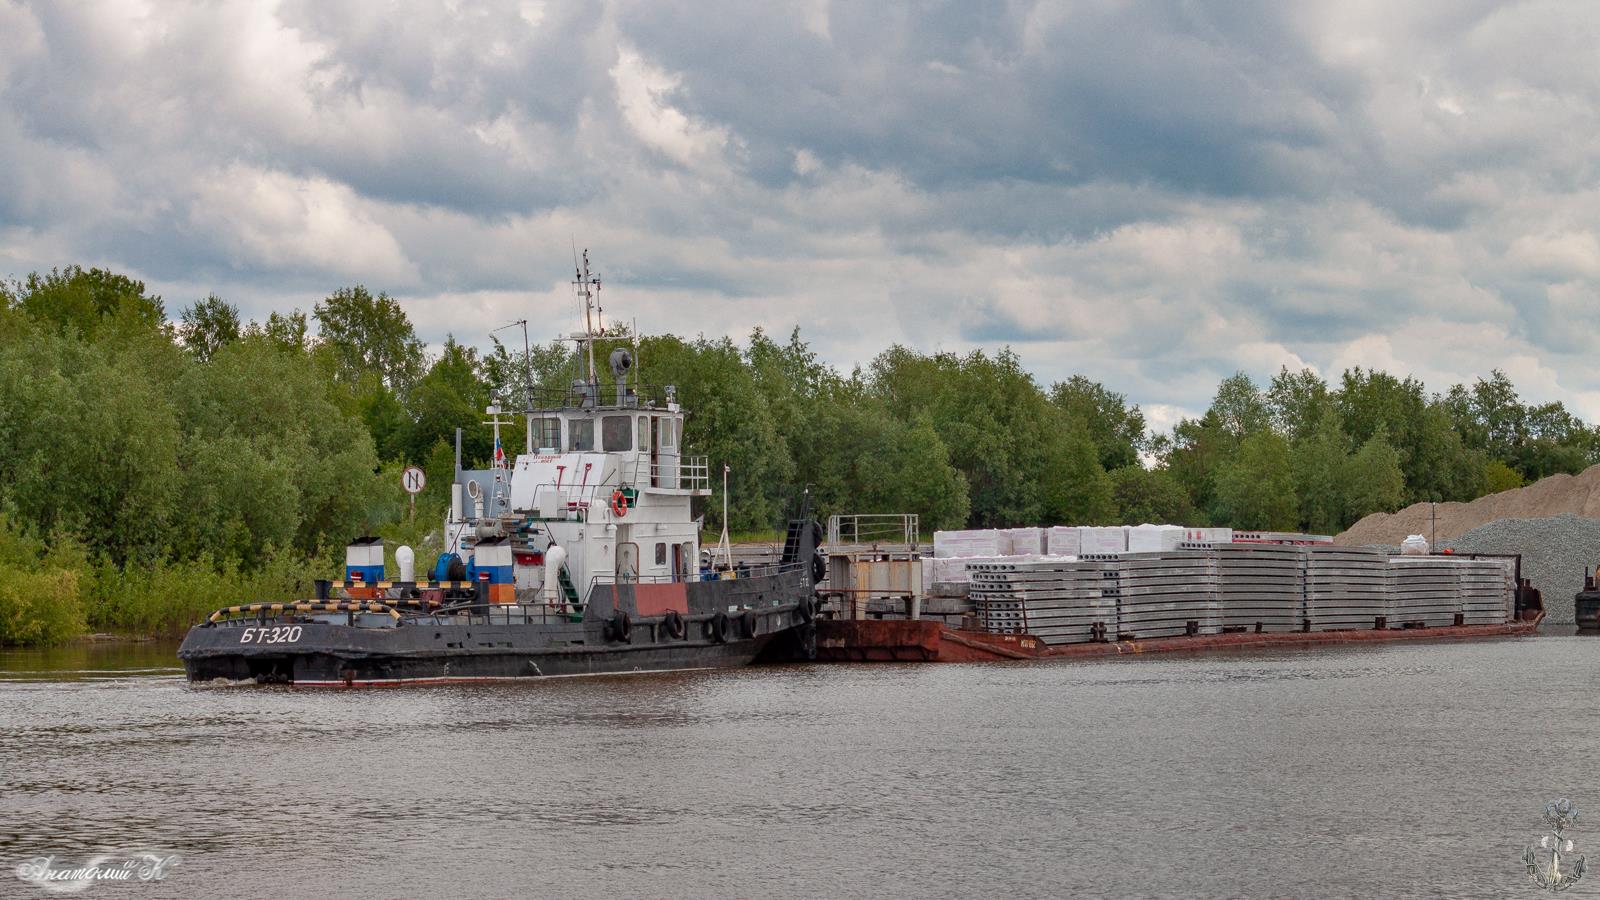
[815,612,1546,663]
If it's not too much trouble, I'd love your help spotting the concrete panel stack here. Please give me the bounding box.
[1182,542,1305,632]
[1459,557,1514,625]
[969,559,1115,645]
[1386,557,1463,627]
[1304,546,1391,630]
[1097,551,1221,639]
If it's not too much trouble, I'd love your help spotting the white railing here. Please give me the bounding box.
[828,513,920,547]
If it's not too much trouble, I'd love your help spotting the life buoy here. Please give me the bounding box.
[709,612,730,643]
[610,489,628,518]
[610,611,632,644]
[662,610,686,640]
[742,610,761,639]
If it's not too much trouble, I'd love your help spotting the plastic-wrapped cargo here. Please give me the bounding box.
[1079,526,1128,555]
[1127,524,1185,553]
[1400,535,1429,556]
[933,529,1001,558]
[1046,526,1081,556]
[1000,528,1045,556]
[1183,527,1233,543]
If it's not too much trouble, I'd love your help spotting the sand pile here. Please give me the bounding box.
[1337,464,1600,547]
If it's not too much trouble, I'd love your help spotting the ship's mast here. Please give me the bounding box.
[573,249,602,383]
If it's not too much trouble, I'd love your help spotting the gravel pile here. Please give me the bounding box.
[1438,514,1600,625]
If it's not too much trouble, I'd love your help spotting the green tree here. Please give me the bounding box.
[1212,430,1298,530]
[403,337,492,466]
[1291,407,1348,534]
[8,266,165,338]
[1266,367,1333,444]
[1108,465,1195,525]
[1048,375,1147,470]
[178,294,241,362]
[1339,430,1406,523]
[1482,458,1524,494]
[313,286,425,391]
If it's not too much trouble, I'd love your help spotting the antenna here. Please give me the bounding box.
[572,249,601,383]
[492,319,536,452]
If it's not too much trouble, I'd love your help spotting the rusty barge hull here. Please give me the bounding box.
[816,614,1546,663]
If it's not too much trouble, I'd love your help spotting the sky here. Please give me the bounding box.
[3,1,1600,433]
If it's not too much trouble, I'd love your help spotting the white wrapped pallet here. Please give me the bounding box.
[1046,526,1081,556]
[933,529,1001,558]
[1079,526,1127,555]
[1183,527,1233,543]
[1127,524,1185,553]
[1000,527,1045,556]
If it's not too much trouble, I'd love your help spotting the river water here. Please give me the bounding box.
[1,634,1596,898]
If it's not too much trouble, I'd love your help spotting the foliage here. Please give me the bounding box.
[6,261,1600,644]
[1108,466,1194,525]
[313,285,425,392]
[178,294,241,361]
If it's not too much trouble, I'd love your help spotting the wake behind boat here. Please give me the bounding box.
[179,254,823,685]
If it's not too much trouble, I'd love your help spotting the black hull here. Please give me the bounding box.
[179,568,818,686]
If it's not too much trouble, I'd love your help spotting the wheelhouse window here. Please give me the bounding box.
[655,542,667,566]
[638,416,650,451]
[568,418,595,452]
[531,417,560,451]
[602,415,632,451]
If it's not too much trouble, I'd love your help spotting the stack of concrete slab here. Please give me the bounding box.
[1098,551,1221,639]
[1459,557,1514,625]
[1387,557,1463,627]
[1181,541,1305,632]
[1304,546,1391,630]
[968,559,1116,645]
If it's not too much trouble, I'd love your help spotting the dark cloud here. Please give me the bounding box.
[4,0,1600,422]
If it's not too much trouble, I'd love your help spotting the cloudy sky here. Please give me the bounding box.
[3,1,1599,431]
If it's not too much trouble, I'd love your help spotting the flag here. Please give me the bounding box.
[495,436,504,464]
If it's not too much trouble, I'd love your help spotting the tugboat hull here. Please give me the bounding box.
[179,569,819,686]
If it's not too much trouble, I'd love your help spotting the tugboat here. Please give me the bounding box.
[179,254,825,685]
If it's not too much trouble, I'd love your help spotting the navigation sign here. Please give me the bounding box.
[402,466,427,495]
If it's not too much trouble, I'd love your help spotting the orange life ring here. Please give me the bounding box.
[610,489,628,517]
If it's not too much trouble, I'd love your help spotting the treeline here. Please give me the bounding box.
[1,264,1595,643]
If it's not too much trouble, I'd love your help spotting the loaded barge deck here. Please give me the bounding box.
[817,611,1545,663]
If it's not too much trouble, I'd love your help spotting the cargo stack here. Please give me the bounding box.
[1304,546,1391,630]
[1458,558,1514,625]
[1386,557,1463,627]
[1182,542,1305,632]
[1096,551,1220,639]
[968,559,1115,644]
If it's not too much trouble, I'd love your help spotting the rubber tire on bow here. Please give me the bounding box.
[611,611,632,644]
[742,611,761,639]
[709,612,730,643]
[794,595,815,624]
